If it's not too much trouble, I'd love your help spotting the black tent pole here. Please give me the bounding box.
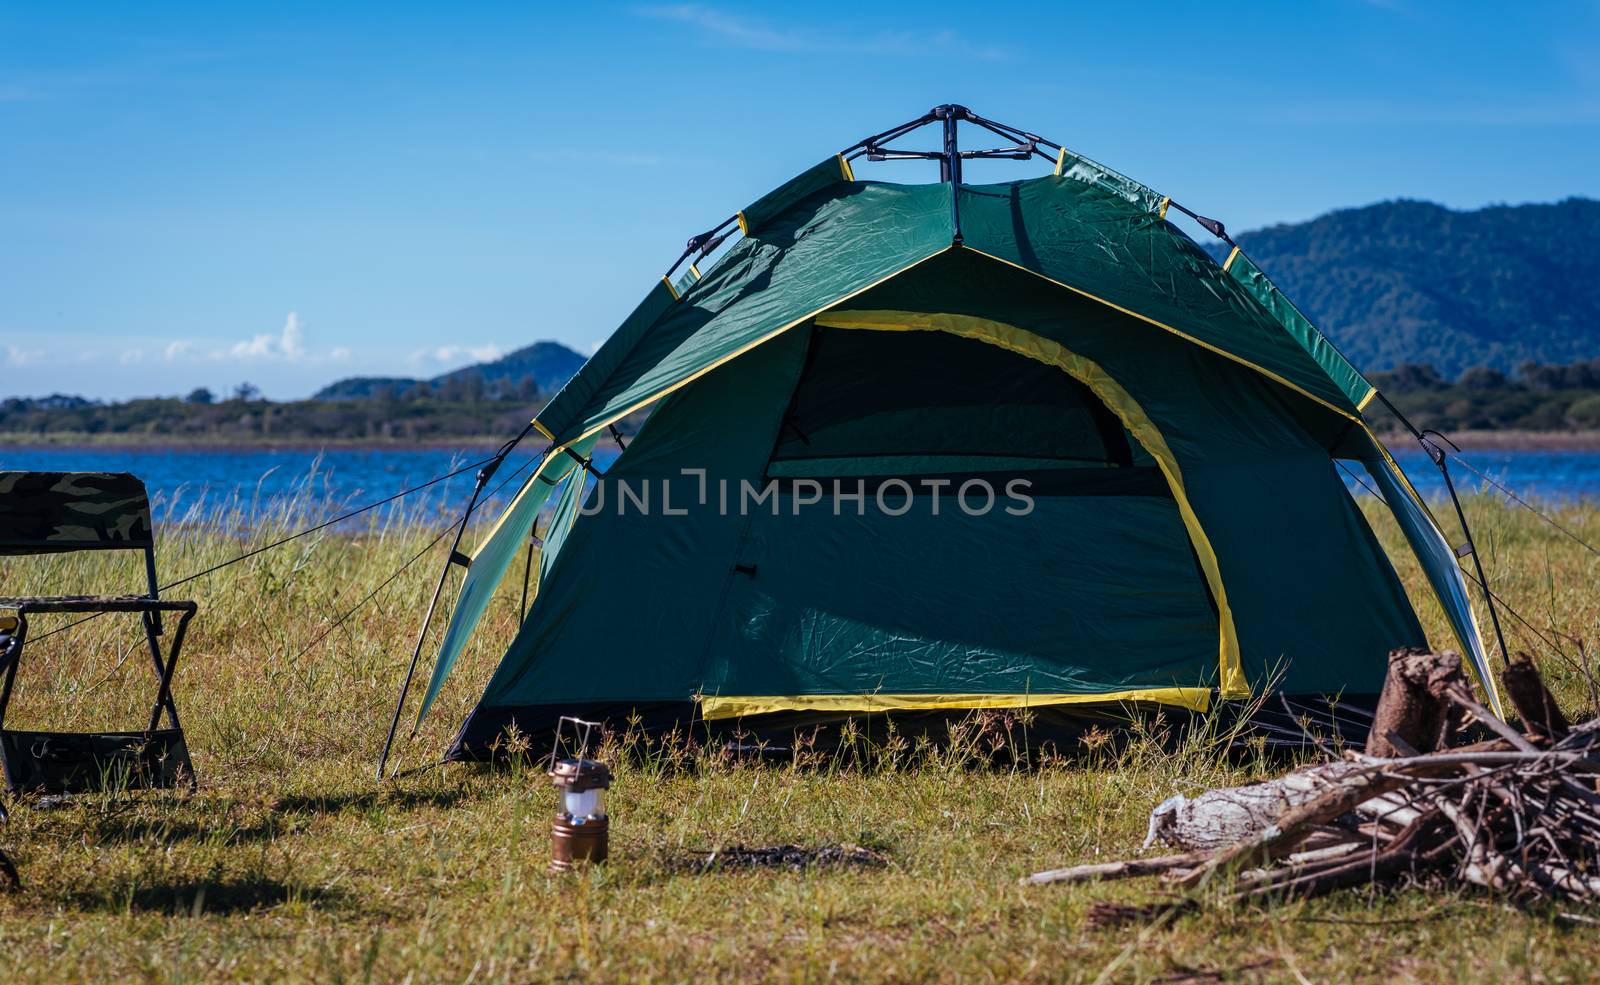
[938,104,965,244]
[376,465,492,780]
[1373,391,1513,671]
[1421,431,1513,669]
[376,421,538,780]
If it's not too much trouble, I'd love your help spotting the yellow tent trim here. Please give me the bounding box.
[736,211,749,236]
[468,446,565,558]
[837,154,855,182]
[661,275,679,300]
[1053,146,1067,175]
[1157,196,1171,220]
[1357,387,1379,412]
[814,309,1249,700]
[962,246,1362,426]
[1223,246,1241,272]
[531,419,555,439]
[689,263,702,281]
[700,687,1214,721]
[495,252,958,620]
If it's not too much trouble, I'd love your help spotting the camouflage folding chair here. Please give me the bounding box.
[0,472,197,794]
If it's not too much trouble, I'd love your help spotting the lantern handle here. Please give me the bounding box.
[550,715,604,781]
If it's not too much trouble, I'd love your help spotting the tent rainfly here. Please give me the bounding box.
[401,106,1500,763]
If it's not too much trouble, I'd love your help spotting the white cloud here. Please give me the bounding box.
[279,312,305,359]
[409,343,502,369]
[160,310,360,375]
[222,334,272,359]
[633,5,1009,60]
[215,310,308,362]
[4,344,44,366]
[118,349,145,365]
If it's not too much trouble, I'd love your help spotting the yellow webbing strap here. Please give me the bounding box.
[699,687,1214,720]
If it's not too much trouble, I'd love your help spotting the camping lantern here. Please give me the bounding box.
[547,717,611,872]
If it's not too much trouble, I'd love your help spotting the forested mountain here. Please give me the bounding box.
[1216,198,1600,377]
[315,341,587,401]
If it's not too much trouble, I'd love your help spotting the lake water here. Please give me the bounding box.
[0,444,626,526]
[0,444,1595,523]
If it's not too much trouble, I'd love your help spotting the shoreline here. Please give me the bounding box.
[8,428,1600,454]
[0,433,516,453]
[1367,429,1600,452]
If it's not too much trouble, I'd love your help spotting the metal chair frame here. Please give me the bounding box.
[0,472,198,793]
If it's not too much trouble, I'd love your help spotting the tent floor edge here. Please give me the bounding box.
[443,693,1381,764]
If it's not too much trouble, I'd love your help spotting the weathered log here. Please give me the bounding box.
[1177,767,1405,888]
[1143,761,1366,851]
[1503,653,1571,742]
[1020,850,1211,886]
[1028,705,1600,910]
[1365,648,1467,758]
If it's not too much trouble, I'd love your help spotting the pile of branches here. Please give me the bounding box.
[1024,649,1600,908]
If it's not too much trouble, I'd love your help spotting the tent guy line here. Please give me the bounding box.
[23,453,499,646]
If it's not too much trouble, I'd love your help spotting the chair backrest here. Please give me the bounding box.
[0,472,154,557]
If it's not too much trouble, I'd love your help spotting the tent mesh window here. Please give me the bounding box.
[766,325,1163,494]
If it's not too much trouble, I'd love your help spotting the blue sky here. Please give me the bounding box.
[3,1,1597,400]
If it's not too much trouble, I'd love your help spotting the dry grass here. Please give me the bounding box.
[0,478,1597,983]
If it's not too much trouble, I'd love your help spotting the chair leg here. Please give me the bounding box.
[141,610,183,732]
[0,618,24,732]
[146,608,193,736]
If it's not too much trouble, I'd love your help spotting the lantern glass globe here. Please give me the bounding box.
[563,787,606,821]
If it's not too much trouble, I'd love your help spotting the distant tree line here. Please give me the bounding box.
[1370,358,1600,431]
[1,370,554,443]
[11,357,1600,444]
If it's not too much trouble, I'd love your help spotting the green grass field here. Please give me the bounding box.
[0,488,1597,983]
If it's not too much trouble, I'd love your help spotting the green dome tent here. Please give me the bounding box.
[401,106,1500,762]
